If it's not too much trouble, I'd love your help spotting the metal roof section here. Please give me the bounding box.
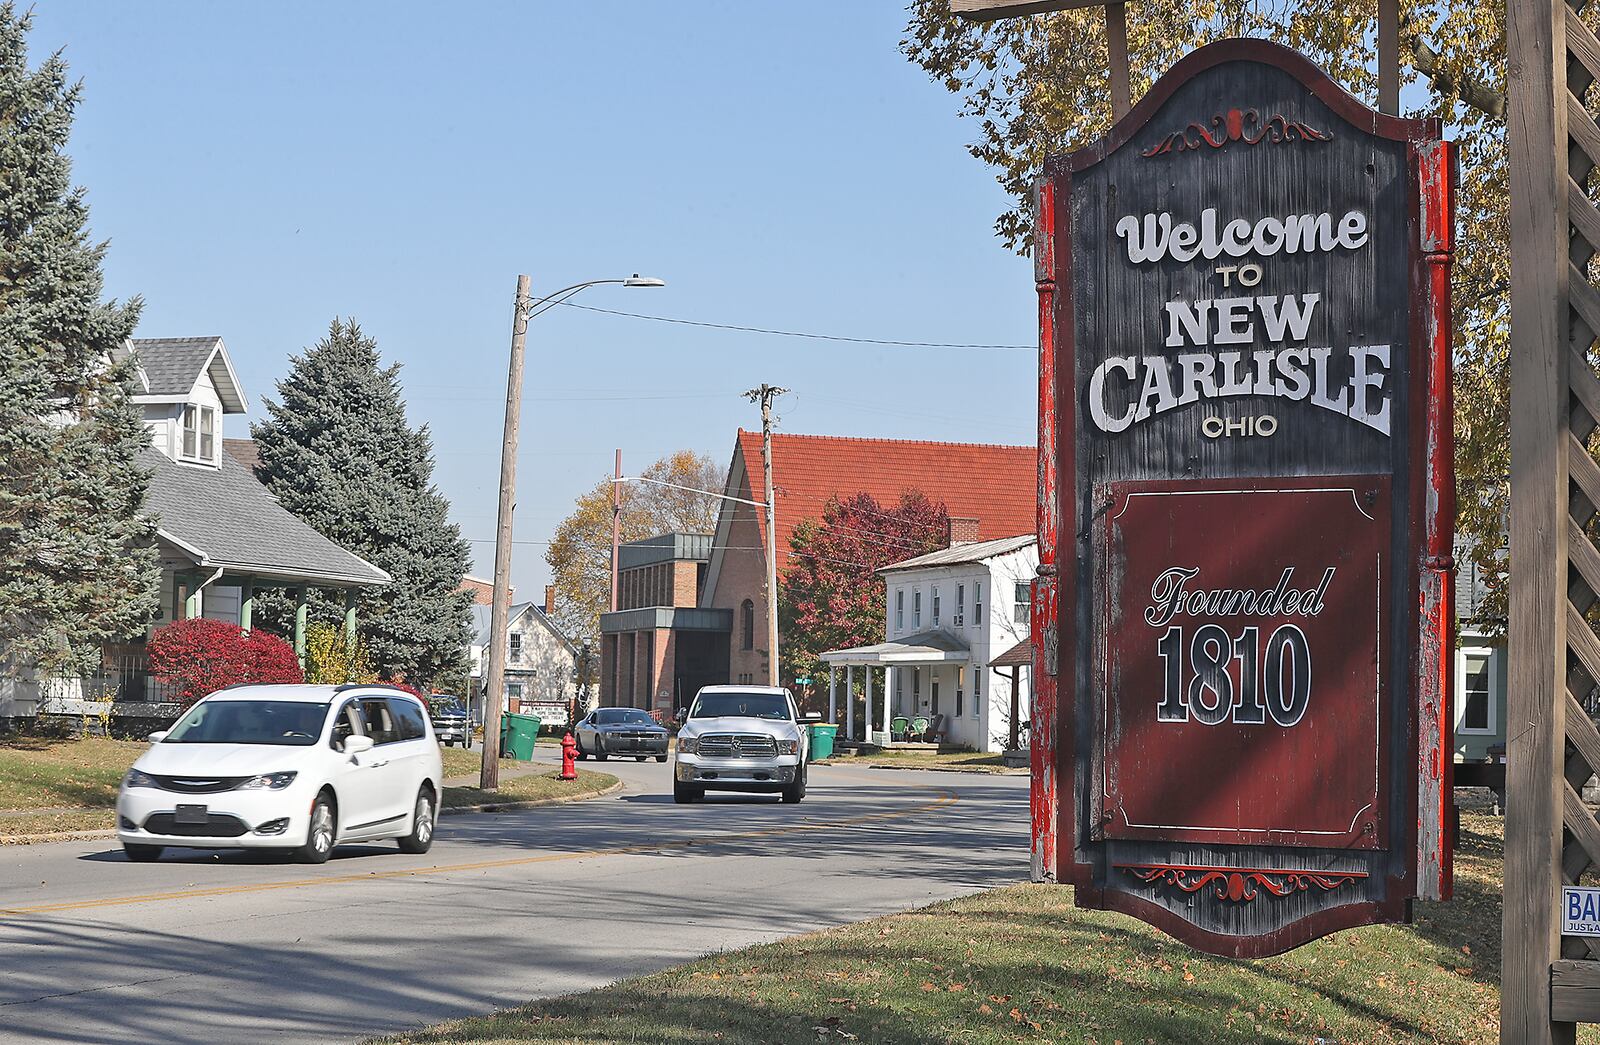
[142,448,389,588]
[820,629,972,665]
[618,532,714,570]
[879,533,1036,573]
[599,606,732,634]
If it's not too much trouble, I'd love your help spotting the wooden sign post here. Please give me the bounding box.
[1031,38,1455,957]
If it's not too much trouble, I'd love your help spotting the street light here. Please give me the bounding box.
[480,272,665,792]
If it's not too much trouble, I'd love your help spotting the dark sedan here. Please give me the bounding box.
[575,707,669,762]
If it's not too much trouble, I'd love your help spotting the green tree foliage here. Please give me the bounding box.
[251,319,473,690]
[778,491,950,687]
[0,4,159,680]
[546,450,727,642]
[904,1,1511,621]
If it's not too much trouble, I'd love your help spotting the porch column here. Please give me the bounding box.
[182,572,201,620]
[239,579,255,632]
[1009,666,1022,750]
[882,666,891,743]
[829,665,837,724]
[343,589,358,649]
[865,667,874,744]
[294,588,309,666]
[846,664,854,740]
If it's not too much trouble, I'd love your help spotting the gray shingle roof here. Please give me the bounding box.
[141,449,389,587]
[880,534,1035,573]
[130,337,222,396]
[470,602,580,655]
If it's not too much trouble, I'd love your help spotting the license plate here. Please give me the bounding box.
[174,803,208,825]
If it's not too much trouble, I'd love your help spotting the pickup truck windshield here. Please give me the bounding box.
[691,692,791,720]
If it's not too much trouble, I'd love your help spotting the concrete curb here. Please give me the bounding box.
[439,779,625,816]
[859,763,1027,776]
[0,780,625,845]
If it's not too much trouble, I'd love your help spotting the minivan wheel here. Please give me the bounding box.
[397,788,435,854]
[296,794,336,864]
[673,780,704,804]
[122,843,163,862]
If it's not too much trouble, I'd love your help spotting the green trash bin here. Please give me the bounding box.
[808,722,838,763]
[499,712,541,761]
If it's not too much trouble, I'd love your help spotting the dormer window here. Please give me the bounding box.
[182,405,216,463]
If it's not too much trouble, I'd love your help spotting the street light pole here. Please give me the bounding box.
[478,273,664,792]
[481,274,530,791]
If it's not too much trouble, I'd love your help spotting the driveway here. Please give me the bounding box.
[0,755,1029,1044]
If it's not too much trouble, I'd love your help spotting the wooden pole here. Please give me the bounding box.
[1105,3,1130,120]
[481,274,531,792]
[1377,0,1400,115]
[745,384,787,688]
[1504,0,1572,1038]
[611,449,622,613]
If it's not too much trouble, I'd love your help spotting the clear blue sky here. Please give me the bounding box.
[28,2,1037,599]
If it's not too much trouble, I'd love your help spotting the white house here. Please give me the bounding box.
[470,602,579,721]
[820,534,1037,754]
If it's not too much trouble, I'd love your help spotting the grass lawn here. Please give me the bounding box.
[373,807,1590,1045]
[0,736,145,838]
[833,748,1023,774]
[440,769,617,810]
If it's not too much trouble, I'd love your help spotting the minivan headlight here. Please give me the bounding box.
[677,736,698,755]
[236,771,298,790]
[124,769,158,789]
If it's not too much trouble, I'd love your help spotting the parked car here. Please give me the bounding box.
[672,685,811,804]
[116,683,443,864]
[428,695,469,747]
[574,707,669,762]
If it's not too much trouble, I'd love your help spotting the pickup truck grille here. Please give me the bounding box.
[697,733,778,759]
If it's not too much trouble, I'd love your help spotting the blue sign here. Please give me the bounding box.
[1563,886,1600,936]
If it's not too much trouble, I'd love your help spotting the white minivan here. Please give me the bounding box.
[116,684,444,863]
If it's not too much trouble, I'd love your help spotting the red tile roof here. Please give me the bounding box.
[733,430,1036,560]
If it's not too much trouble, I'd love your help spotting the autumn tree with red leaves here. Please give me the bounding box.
[147,619,303,706]
[778,490,949,691]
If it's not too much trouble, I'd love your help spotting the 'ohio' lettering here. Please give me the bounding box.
[1087,344,1392,436]
[1116,207,1369,265]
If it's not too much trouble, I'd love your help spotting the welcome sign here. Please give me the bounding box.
[1034,40,1455,957]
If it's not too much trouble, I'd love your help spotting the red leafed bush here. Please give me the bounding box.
[148,619,304,706]
[375,677,422,698]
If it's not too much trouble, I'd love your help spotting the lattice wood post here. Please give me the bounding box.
[1505,0,1600,1036]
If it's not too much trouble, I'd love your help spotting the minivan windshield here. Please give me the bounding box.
[164,700,329,746]
[690,692,791,721]
[596,709,655,725]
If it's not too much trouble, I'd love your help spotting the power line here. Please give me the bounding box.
[554,300,1033,351]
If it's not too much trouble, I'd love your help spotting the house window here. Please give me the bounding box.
[1014,582,1032,624]
[955,668,964,718]
[741,600,755,650]
[895,589,904,631]
[913,589,922,628]
[931,676,941,715]
[509,632,523,660]
[975,581,983,624]
[181,405,216,462]
[973,666,982,715]
[1459,648,1496,734]
[912,668,920,702]
[932,587,941,627]
[955,584,965,626]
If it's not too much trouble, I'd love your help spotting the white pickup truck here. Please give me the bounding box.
[671,685,814,804]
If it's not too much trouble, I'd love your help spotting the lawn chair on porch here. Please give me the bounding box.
[926,713,948,746]
[890,716,910,742]
[909,715,930,742]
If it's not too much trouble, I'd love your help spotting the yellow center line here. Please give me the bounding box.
[0,785,958,919]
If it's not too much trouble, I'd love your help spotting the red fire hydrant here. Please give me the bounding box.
[560,732,578,781]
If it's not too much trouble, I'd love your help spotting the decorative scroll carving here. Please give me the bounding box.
[1117,863,1368,903]
[1142,108,1333,157]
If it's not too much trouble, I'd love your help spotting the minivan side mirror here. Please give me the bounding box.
[146,730,168,743]
[344,735,375,754]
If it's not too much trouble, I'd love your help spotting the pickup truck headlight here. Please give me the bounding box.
[236,771,298,791]
[776,739,800,755]
[677,736,698,755]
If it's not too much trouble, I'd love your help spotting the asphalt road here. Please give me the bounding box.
[0,755,1029,1044]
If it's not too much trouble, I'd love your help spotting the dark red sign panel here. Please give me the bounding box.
[1102,478,1388,850]
[1028,39,1456,958]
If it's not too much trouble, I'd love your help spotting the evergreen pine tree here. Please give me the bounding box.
[0,4,159,681]
[251,319,473,689]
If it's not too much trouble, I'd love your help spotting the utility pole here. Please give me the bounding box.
[744,384,787,687]
[611,449,622,613]
[481,274,531,792]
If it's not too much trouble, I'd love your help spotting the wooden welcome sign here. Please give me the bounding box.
[1030,38,1456,957]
